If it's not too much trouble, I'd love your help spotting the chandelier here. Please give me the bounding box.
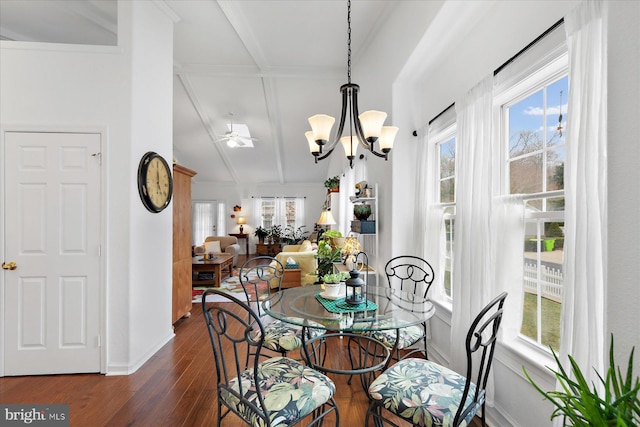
[305,0,398,168]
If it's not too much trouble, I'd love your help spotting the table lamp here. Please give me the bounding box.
[237,216,246,234]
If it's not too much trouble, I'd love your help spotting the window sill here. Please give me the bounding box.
[431,297,452,314]
[496,337,558,387]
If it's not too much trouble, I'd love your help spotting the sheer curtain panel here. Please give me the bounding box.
[559,0,607,404]
[451,76,496,401]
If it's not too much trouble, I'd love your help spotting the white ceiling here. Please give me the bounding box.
[0,0,401,184]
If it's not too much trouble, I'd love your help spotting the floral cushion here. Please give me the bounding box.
[367,325,424,350]
[368,358,480,427]
[221,356,335,427]
[251,317,325,353]
[352,318,424,350]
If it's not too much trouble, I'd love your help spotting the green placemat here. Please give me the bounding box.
[316,293,377,313]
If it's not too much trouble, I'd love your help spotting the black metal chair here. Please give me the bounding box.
[202,289,339,427]
[239,256,324,357]
[370,255,435,361]
[366,291,508,427]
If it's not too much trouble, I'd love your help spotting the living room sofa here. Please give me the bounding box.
[194,236,241,267]
[273,240,317,287]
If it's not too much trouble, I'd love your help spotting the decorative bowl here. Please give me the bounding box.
[353,204,372,221]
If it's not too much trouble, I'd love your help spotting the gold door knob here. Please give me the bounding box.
[2,262,17,270]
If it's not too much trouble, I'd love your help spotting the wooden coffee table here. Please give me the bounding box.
[192,254,234,288]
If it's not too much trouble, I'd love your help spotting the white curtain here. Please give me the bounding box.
[252,198,262,228]
[451,76,495,391]
[558,0,607,403]
[491,195,525,342]
[339,169,355,237]
[192,200,217,245]
[294,197,305,229]
[274,198,287,226]
[217,202,226,236]
[413,128,430,258]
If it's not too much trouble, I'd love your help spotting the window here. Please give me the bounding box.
[504,72,567,352]
[260,199,276,228]
[433,120,456,299]
[256,197,305,230]
[439,137,456,203]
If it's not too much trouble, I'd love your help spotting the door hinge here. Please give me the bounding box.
[97,335,102,347]
[98,244,102,257]
[91,152,102,165]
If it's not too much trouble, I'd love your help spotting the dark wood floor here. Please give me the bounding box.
[0,254,483,426]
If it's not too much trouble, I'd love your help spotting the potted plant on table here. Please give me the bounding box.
[268,225,282,245]
[254,226,268,244]
[315,230,343,280]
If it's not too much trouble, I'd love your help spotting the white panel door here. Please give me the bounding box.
[3,132,101,375]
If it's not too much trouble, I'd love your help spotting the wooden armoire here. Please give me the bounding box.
[172,164,197,324]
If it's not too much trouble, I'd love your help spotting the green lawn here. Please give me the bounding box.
[520,293,561,351]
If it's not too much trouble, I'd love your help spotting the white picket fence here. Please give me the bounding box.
[524,262,563,302]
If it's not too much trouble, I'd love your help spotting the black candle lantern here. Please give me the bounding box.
[345,269,364,305]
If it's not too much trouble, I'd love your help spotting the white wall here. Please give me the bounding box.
[606,0,640,373]
[0,1,176,374]
[126,1,176,373]
[388,1,639,426]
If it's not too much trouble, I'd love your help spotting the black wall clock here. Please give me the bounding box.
[137,151,173,213]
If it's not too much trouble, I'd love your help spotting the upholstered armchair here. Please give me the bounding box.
[194,236,241,267]
[273,240,318,287]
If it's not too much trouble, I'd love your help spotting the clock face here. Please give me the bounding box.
[137,152,173,213]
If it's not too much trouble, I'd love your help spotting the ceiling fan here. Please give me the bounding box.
[215,113,257,148]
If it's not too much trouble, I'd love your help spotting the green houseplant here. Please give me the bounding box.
[254,226,269,244]
[324,176,340,192]
[315,230,343,279]
[524,335,640,426]
[322,272,349,284]
[281,225,310,245]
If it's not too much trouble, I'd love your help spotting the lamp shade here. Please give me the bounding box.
[379,126,399,151]
[317,210,336,225]
[236,216,246,225]
[308,114,335,142]
[358,110,387,139]
[305,131,320,154]
[340,135,358,158]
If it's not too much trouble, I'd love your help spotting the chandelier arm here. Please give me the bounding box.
[319,83,352,153]
[350,87,387,159]
[350,88,369,149]
[317,146,338,161]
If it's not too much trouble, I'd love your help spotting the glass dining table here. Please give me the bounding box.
[261,284,436,393]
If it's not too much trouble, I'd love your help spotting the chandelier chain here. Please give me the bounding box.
[347,0,351,84]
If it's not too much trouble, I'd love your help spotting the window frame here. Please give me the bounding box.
[496,55,568,356]
[432,122,457,302]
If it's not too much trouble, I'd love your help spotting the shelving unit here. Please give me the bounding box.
[348,183,379,276]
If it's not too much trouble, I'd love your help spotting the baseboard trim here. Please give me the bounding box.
[105,330,175,376]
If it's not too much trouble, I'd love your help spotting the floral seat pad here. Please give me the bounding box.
[368,358,480,427]
[251,317,325,353]
[352,318,424,350]
[367,325,424,350]
[222,356,335,427]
